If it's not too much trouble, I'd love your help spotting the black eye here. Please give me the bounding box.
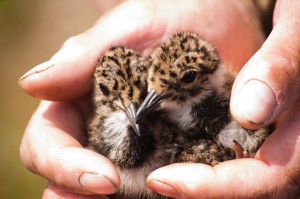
[181,70,197,83]
[99,83,110,96]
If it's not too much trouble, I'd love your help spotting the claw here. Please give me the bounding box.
[232,140,248,159]
[211,160,219,166]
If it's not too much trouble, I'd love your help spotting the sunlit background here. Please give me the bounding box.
[0,0,121,198]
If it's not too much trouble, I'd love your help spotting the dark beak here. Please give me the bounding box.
[136,89,165,123]
[124,103,141,136]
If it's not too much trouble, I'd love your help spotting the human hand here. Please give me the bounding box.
[19,0,271,198]
[146,0,300,198]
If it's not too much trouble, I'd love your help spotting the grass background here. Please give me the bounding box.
[0,0,121,198]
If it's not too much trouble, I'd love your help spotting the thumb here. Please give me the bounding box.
[230,1,300,129]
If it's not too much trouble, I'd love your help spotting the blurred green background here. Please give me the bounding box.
[0,0,121,198]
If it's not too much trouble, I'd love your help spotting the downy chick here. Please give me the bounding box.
[87,46,173,199]
[136,32,272,158]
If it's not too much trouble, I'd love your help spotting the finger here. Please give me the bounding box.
[230,0,300,129]
[18,0,164,101]
[43,183,109,199]
[147,99,300,198]
[20,101,120,195]
[147,161,272,199]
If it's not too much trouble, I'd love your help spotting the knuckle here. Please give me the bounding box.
[278,51,299,80]
[61,33,93,50]
[62,35,81,48]
[52,32,96,61]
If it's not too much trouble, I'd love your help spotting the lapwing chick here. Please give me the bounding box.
[87,46,172,199]
[137,32,272,158]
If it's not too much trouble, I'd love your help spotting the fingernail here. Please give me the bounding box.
[19,61,55,83]
[147,179,179,198]
[79,172,117,195]
[234,80,276,124]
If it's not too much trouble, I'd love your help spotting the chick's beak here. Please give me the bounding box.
[124,103,141,136]
[136,89,165,123]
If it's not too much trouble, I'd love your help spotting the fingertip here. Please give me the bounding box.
[230,48,300,129]
[147,163,215,198]
[63,148,121,195]
[146,179,179,199]
[21,101,120,195]
[19,60,93,101]
[19,33,99,101]
[46,147,120,195]
[78,172,118,195]
[146,164,181,198]
[230,77,276,129]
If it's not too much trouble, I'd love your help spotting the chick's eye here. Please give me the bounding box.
[181,70,197,83]
[99,83,110,96]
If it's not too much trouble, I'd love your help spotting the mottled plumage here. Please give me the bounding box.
[87,32,273,199]
[87,46,173,199]
[138,32,272,157]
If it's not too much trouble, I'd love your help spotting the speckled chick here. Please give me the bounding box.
[87,46,173,199]
[137,32,273,159]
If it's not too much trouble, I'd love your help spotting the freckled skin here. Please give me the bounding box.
[86,33,273,199]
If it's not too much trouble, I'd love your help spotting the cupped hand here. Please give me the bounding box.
[19,0,298,198]
[147,98,300,198]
